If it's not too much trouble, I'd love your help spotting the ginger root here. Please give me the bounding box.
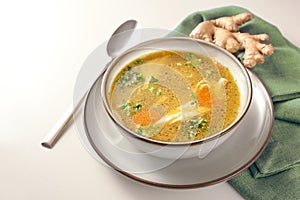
[189,13,274,68]
[234,32,274,67]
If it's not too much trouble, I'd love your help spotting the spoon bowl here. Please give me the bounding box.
[107,20,138,58]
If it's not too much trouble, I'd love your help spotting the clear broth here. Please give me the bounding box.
[109,50,240,142]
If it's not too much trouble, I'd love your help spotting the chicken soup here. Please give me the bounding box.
[109,50,240,142]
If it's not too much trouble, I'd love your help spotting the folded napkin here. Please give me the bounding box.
[172,6,300,200]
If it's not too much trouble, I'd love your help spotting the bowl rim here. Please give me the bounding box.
[101,37,253,146]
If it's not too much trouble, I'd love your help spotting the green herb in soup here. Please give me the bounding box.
[176,52,202,67]
[117,66,145,87]
[120,101,143,117]
[110,50,240,142]
[149,76,159,84]
[178,116,208,139]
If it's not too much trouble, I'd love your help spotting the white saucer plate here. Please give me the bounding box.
[80,70,274,188]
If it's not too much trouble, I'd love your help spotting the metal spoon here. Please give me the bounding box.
[41,20,138,148]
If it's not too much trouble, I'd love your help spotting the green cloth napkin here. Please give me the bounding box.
[172,6,300,200]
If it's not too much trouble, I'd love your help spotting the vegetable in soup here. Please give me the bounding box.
[109,50,240,142]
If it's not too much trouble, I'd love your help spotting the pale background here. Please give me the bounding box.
[1,0,299,199]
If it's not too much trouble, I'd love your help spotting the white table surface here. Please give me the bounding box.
[1,0,299,199]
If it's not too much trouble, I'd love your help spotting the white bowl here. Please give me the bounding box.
[101,37,252,159]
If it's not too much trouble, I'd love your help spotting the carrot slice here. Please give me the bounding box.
[132,110,151,126]
[197,84,212,107]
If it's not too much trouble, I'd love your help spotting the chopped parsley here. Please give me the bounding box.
[133,103,142,110]
[134,59,144,65]
[176,53,202,67]
[179,116,208,138]
[190,93,198,105]
[188,117,208,131]
[148,87,162,95]
[120,101,143,116]
[121,101,131,110]
[149,76,158,84]
[137,126,144,135]
[206,69,215,77]
[117,67,145,88]
[136,125,159,137]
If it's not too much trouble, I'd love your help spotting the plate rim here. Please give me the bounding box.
[82,70,274,189]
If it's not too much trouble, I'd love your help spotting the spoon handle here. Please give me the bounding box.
[41,19,137,149]
[41,93,86,148]
[41,59,113,149]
